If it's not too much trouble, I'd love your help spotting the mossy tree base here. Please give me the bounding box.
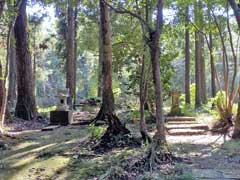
[92,111,141,153]
[126,138,177,173]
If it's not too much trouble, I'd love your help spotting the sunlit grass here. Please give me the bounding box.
[37,106,57,113]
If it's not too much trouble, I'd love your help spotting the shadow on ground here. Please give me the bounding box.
[0,124,240,180]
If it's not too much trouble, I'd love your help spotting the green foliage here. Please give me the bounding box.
[214,91,226,108]
[179,83,196,116]
[89,124,104,139]
[180,104,195,117]
[37,106,57,113]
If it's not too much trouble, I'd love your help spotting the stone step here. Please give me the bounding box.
[165,116,196,122]
[166,124,209,130]
[167,129,207,136]
[167,121,198,125]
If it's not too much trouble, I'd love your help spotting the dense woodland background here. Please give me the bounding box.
[0,0,240,179]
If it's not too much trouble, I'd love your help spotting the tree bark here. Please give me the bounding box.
[139,55,151,143]
[14,0,37,120]
[98,19,103,97]
[7,33,17,110]
[73,7,78,105]
[209,32,216,97]
[93,0,129,136]
[228,0,240,28]
[0,0,4,16]
[194,1,205,107]
[0,2,5,121]
[0,63,4,117]
[200,32,206,103]
[185,6,190,104]
[228,0,240,138]
[66,4,75,106]
[148,0,166,143]
[195,31,201,107]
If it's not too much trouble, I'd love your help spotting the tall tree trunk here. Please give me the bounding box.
[0,0,6,121]
[0,0,4,16]
[0,63,4,117]
[139,55,151,143]
[73,7,78,105]
[1,0,21,133]
[200,32,206,103]
[98,19,103,97]
[209,32,216,97]
[199,1,206,104]
[143,0,172,169]
[14,0,37,120]
[185,6,190,104]
[194,1,204,107]
[93,0,129,135]
[66,4,75,106]
[7,33,17,110]
[0,0,5,128]
[33,30,36,97]
[195,31,201,107]
[148,0,165,143]
[228,0,240,138]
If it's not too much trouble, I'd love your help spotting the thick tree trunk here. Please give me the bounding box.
[209,32,216,97]
[98,19,103,97]
[148,0,166,143]
[66,5,75,106]
[185,6,190,104]
[94,0,129,135]
[194,1,206,107]
[33,32,36,97]
[73,7,78,105]
[195,31,201,107]
[0,1,5,122]
[7,34,17,110]
[142,1,173,170]
[14,0,37,120]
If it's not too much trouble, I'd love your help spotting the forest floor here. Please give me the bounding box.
[0,114,240,180]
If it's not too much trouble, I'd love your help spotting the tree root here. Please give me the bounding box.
[92,128,141,153]
[125,139,179,173]
[140,131,152,144]
[211,119,233,135]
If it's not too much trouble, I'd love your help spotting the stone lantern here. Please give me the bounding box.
[57,90,70,111]
[50,88,73,126]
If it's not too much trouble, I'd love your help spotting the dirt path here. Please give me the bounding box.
[168,135,240,179]
[0,125,239,180]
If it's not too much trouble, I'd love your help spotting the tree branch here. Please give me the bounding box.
[103,0,153,32]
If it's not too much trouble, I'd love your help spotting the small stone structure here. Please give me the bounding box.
[57,93,69,111]
[168,90,182,116]
[50,88,73,126]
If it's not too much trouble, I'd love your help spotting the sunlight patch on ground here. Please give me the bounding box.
[8,156,70,180]
[5,143,56,162]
